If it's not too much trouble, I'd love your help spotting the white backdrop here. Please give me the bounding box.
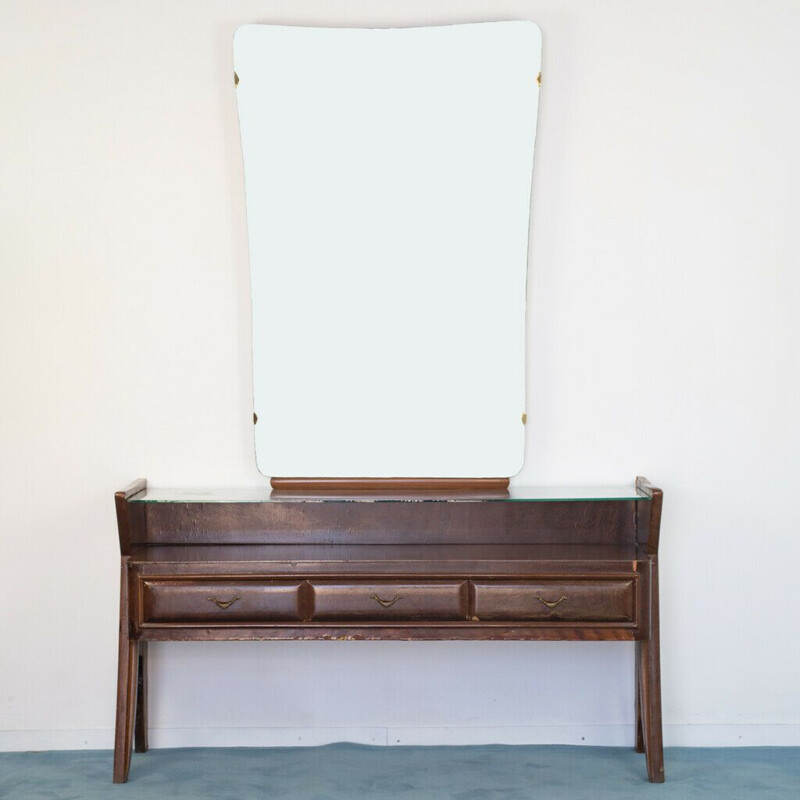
[1,0,798,750]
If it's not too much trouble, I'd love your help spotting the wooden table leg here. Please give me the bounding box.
[113,559,137,783]
[639,559,664,782]
[634,641,645,753]
[135,641,148,753]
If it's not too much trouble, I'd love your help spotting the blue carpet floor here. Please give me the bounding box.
[1,744,798,800]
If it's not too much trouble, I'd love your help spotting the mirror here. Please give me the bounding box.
[234,22,542,479]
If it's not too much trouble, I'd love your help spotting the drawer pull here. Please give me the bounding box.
[208,596,240,610]
[371,594,403,608]
[536,595,567,609]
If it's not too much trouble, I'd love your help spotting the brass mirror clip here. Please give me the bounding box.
[209,596,240,610]
[371,594,402,608]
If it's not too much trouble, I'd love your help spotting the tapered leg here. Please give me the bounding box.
[634,641,645,753]
[639,560,664,782]
[135,641,148,753]
[113,560,137,783]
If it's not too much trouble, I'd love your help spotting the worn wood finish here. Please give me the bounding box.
[114,479,146,555]
[113,558,137,783]
[472,579,635,622]
[634,477,664,779]
[311,580,468,622]
[141,580,307,624]
[638,557,664,781]
[128,542,645,571]
[134,577,643,635]
[136,625,640,642]
[635,476,663,555]
[137,499,637,547]
[635,640,645,753]
[113,479,664,783]
[134,641,148,753]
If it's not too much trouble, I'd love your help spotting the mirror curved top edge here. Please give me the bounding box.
[233,19,542,42]
[234,21,542,479]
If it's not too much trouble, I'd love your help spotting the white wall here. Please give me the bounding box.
[1,0,798,751]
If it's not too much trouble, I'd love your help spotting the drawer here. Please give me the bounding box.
[310,581,468,621]
[139,580,305,624]
[472,580,635,622]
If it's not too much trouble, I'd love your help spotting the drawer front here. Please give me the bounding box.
[472,580,635,622]
[140,580,305,624]
[311,581,468,622]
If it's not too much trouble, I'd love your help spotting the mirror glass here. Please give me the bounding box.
[234,22,542,478]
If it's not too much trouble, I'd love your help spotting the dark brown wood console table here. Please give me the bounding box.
[113,477,664,783]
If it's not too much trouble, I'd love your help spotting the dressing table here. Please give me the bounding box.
[113,21,664,784]
[113,478,664,783]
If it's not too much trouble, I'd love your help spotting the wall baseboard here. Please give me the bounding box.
[1,724,798,752]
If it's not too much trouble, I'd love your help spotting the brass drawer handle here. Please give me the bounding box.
[371,594,403,608]
[209,596,240,610]
[536,594,567,609]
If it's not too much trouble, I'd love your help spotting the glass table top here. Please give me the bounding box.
[129,485,649,503]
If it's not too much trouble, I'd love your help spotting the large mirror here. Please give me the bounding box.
[234,22,542,480]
